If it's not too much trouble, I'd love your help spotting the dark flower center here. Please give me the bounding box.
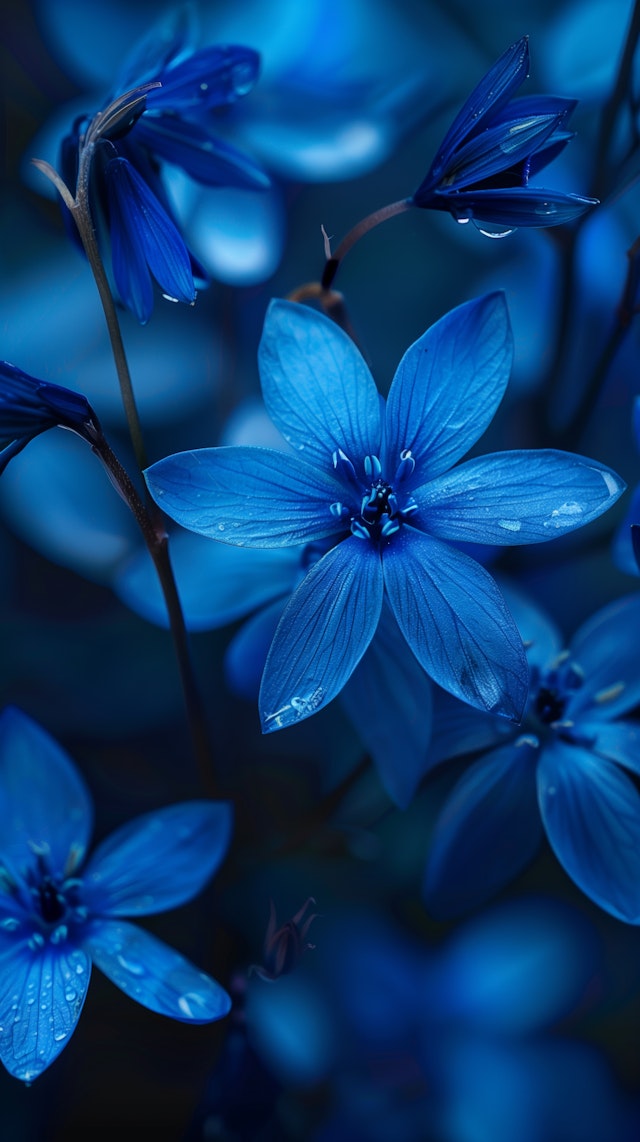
[527,655,585,739]
[330,450,418,544]
[37,877,67,925]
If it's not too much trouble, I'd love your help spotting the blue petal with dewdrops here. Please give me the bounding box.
[424,590,640,923]
[0,707,232,1082]
[412,36,597,230]
[145,295,624,734]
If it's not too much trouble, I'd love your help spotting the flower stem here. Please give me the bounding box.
[321,199,413,289]
[72,156,149,473]
[93,435,218,797]
[592,0,640,200]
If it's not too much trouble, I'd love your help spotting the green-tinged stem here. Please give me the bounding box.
[321,199,413,290]
[94,437,217,797]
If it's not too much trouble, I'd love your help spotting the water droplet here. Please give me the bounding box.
[50,924,68,945]
[471,219,515,238]
[231,62,254,97]
[178,992,209,1018]
[218,523,225,532]
[64,989,77,1003]
[116,953,146,977]
[53,1030,68,1042]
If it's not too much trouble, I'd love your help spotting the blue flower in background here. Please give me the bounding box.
[145,295,624,734]
[424,588,640,923]
[613,395,640,576]
[0,707,232,1081]
[0,362,100,474]
[59,8,269,321]
[413,37,597,231]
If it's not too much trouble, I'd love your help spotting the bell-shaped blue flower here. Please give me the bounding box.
[424,588,640,923]
[0,707,233,1082]
[59,10,269,322]
[0,362,100,474]
[412,37,597,230]
[145,295,624,735]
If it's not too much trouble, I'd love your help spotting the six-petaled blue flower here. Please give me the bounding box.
[412,37,597,231]
[0,707,232,1082]
[145,294,624,734]
[60,11,269,322]
[424,588,640,923]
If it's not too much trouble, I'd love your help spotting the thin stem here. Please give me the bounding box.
[94,435,218,797]
[592,0,640,200]
[72,157,149,474]
[321,199,413,290]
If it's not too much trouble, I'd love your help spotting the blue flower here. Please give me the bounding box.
[424,588,640,923]
[0,362,99,475]
[60,10,269,322]
[613,395,640,576]
[412,37,597,231]
[0,707,233,1081]
[145,295,624,735]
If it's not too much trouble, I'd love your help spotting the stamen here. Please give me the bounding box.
[350,520,370,540]
[332,448,358,485]
[364,454,382,480]
[594,682,625,704]
[394,449,416,483]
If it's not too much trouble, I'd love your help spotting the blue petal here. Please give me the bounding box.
[260,537,383,732]
[113,5,192,93]
[146,45,260,112]
[538,740,640,921]
[339,603,434,808]
[133,118,270,191]
[415,450,625,544]
[0,708,92,879]
[0,363,93,439]
[0,938,91,1081]
[612,485,640,577]
[106,156,195,323]
[417,37,529,193]
[258,300,383,471]
[498,580,563,670]
[430,186,598,227]
[440,113,566,190]
[566,594,640,721]
[225,597,287,701]
[82,919,230,1022]
[383,294,512,485]
[424,739,541,919]
[428,689,512,770]
[581,720,640,776]
[145,446,344,547]
[82,801,232,917]
[383,529,528,720]
[115,532,300,631]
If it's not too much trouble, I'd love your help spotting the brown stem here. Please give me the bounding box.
[321,199,413,289]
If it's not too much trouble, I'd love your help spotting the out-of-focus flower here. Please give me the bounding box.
[0,707,233,1081]
[424,588,640,923]
[145,295,623,734]
[0,362,100,475]
[249,897,318,982]
[412,37,597,232]
[613,396,640,576]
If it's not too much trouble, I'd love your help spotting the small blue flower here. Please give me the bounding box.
[60,11,269,322]
[0,707,232,1081]
[145,295,624,734]
[0,362,99,475]
[424,589,640,923]
[412,37,597,231]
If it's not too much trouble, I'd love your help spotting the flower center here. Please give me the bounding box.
[527,654,585,739]
[330,450,418,544]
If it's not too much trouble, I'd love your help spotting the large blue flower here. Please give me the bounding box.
[412,37,597,230]
[0,707,232,1082]
[424,589,640,923]
[145,295,624,734]
[60,11,269,322]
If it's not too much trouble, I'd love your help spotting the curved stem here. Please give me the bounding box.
[71,177,149,474]
[321,199,413,290]
[94,436,218,797]
[592,0,640,200]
